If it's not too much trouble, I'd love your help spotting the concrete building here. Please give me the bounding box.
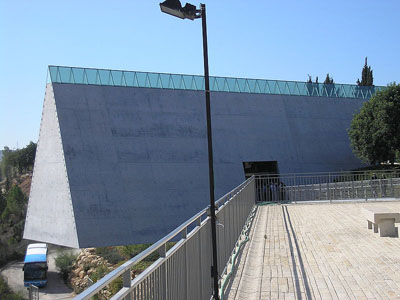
[23,66,382,248]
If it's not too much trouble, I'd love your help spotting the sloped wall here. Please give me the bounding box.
[25,83,366,247]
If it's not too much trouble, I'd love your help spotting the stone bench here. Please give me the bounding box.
[362,207,400,237]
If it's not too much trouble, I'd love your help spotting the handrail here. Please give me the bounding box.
[74,176,256,300]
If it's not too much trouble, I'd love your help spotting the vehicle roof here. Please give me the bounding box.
[24,244,48,263]
[27,243,47,250]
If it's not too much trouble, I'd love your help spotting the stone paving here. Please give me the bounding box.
[224,201,400,300]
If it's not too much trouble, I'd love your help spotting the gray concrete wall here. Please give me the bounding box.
[23,84,79,248]
[25,83,366,248]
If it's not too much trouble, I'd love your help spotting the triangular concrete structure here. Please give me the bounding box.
[24,66,370,249]
[24,84,79,248]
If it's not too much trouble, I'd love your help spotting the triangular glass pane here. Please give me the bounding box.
[96,71,102,85]
[272,81,281,94]
[136,72,147,87]
[132,73,139,87]
[182,75,192,90]
[108,71,115,85]
[244,80,251,93]
[265,81,274,94]
[98,69,109,85]
[145,74,152,88]
[191,76,198,90]
[215,78,225,91]
[283,82,291,95]
[159,74,170,88]
[123,71,134,86]
[210,77,217,91]
[120,72,127,86]
[168,75,175,89]
[295,82,305,95]
[236,79,246,92]
[321,85,328,97]
[194,76,204,90]
[82,70,88,84]
[247,79,257,93]
[111,71,123,86]
[72,68,84,84]
[349,86,356,98]
[171,75,182,89]
[222,78,229,92]
[226,78,236,92]
[304,82,312,96]
[287,82,297,95]
[336,86,343,97]
[331,85,338,97]
[324,84,334,97]
[342,85,351,98]
[147,73,159,88]
[48,66,58,82]
[59,67,71,83]
[86,69,97,84]
[257,80,267,94]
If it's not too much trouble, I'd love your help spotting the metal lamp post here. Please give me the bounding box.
[160,1,219,299]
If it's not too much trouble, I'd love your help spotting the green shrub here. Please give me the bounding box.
[109,277,123,295]
[55,251,77,281]
[89,264,110,283]
[95,247,124,265]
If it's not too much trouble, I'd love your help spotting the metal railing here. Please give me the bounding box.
[255,170,400,203]
[47,65,384,100]
[74,176,255,300]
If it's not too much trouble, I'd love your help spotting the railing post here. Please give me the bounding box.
[328,174,331,203]
[390,176,394,197]
[182,227,189,300]
[158,244,167,300]
[293,174,297,204]
[123,269,132,300]
[196,217,203,300]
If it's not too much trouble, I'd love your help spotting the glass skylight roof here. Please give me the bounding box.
[48,65,384,99]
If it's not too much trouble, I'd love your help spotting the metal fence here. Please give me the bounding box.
[74,176,255,300]
[29,284,39,300]
[255,170,400,203]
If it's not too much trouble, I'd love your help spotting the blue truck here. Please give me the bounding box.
[23,243,48,287]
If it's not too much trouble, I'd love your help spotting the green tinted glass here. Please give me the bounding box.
[48,65,383,100]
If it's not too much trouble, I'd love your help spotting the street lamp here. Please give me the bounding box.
[160,1,220,299]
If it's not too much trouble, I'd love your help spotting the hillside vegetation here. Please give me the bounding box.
[0,142,36,267]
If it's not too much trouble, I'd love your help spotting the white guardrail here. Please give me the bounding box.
[74,176,256,300]
[255,170,400,202]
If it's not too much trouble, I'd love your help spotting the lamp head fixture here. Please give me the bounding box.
[160,0,201,20]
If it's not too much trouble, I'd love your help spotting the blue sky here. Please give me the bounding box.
[1,0,399,150]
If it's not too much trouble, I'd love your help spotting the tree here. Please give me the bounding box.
[323,73,334,84]
[357,57,373,86]
[0,192,5,217]
[0,142,36,179]
[1,185,27,222]
[348,83,400,164]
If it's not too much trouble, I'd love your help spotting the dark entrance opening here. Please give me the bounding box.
[242,161,279,179]
[243,161,283,202]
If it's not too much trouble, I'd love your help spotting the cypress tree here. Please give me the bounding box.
[357,57,374,86]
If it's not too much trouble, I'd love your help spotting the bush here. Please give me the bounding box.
[55,251,77,281]
[95,247,124,265]
[89,264,110,283]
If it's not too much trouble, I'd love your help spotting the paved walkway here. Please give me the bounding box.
[224,201,400,300]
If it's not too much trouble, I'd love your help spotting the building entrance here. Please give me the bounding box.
[242,161,279,179]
